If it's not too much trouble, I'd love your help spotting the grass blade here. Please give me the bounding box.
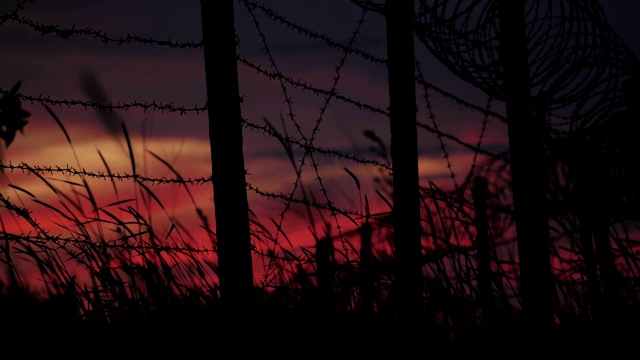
[122,122,135,176]
[44,105,71,144]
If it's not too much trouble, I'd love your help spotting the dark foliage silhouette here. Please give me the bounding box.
[3,0,640,354]
[0,81,29,148]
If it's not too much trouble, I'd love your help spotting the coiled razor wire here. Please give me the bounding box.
[351,0,640,132]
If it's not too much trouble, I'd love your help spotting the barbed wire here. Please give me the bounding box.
[0,0,509,171]
[1,232,217,254]
[245,182,363,222]
[242,0,508,123]
[0,82,504,162]
[237,55,388,116]
[243,119,392,169]
[242,0,387,66]
[1,112,394,172]
[0,208,314,264]
[0,161,367,221]
[0,0,506,271]
[0,162,212,185]
[0,89,208,115]
[241,3,369,284]
[1,0,508,124]
[0,160,480,225]
[0,0,30,26]
[242,54,507,160]
[0,5,204,49]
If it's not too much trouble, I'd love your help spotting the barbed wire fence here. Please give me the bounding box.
[2,0,637,329]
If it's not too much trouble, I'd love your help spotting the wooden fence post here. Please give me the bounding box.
[497,0,554,341]
[385,0,423,320]
[199,0,254,320]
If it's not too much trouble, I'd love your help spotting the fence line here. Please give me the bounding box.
[0,0,509,281]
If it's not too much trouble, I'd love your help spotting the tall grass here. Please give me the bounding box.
[2,98,640,353]
[1,105,222,338]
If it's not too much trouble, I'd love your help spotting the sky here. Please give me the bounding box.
[1,0,639,284]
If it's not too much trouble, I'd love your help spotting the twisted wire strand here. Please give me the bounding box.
[243,0,387,66]
[0,0,31,26]
[0,6,203,49]
[0,89,208,115]
[1,1,508,123]
[0,162,364,220]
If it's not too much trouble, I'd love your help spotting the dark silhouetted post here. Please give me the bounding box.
[385,0,423,320]
[473,176,495,331]
[497,0,554,340]
[199,1,254,320]
[359,220,374,319]
[316,226,335,317]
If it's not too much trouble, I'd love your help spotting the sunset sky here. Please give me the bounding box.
[1,0,639,281]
